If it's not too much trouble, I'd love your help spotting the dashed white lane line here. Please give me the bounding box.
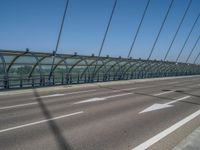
[132,109,200,150]
[167,81,179,85]
[41,93,66,98]
[40,90,96,98]
[153,91,174,96]
[0,88,137,110]
[0,90,96,110]
[0,102,37,110]
[0,89,96,96]
[119,87,137,91]
[0,111,83,133]
[166,96,191,105]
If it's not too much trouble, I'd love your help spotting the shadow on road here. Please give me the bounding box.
[33,88,72,150]
[175,90,200,98]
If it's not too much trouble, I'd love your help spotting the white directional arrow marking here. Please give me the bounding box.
[139,96,191,114]
[74,93,133,104]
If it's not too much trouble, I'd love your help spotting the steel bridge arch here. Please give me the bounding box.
[142,61,166,77]
[113,60,133,79]
[49,55,72,78]
[92,58,119,79]
[7,51,43,77]
[0,54,6,75]
[121,60,145,77]
[28,54,51,78]
[124,60,152,78]
[79,58,107,79]
[67,56,90,75]
[103,59,128,80]
[159,63,177,76]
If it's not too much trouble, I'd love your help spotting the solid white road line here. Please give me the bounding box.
[153,91,174,96]
[133,109,200,150]
[0,111,83,133]
[74,93,133,104]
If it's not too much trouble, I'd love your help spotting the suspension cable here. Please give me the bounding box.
[185,35,200,63]
[50,0,70,78]
[164,0,192,61]
[194,50,200,64]
[98,0,118,57]
[92,0,118,79]
[176,13,200,62]
[147,0,174,60]
[127,0,150,58]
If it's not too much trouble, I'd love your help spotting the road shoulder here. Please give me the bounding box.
[173,125,200,150]
[149,116,200,150]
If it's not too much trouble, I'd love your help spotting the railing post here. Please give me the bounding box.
[88,75,91,83]
[52,74,55,85]
[97,73,100,82]
[130,72,133,79]
[70,74,72,84]
[4,75,9,89]
[32,77,34,87]
[43,76,45,86]
[108,74,110,81]
[20,75,23,88]
[61,72,64,84]
[84,74,87,83]
[77,72,80,83]
[40,75,43,86]
[66,73,69,84]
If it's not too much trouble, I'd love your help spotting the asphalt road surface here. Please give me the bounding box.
[0,76,200,150]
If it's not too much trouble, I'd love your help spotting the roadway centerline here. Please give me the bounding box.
[0,111,83,133]
[132,109,200,150]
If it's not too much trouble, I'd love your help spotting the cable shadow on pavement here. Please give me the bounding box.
[33,89,72,150]
[175,90,200,98]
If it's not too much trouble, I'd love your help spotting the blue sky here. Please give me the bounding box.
[0,0,200,63]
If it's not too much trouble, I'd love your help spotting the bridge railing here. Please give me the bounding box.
[0,70,199,89]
